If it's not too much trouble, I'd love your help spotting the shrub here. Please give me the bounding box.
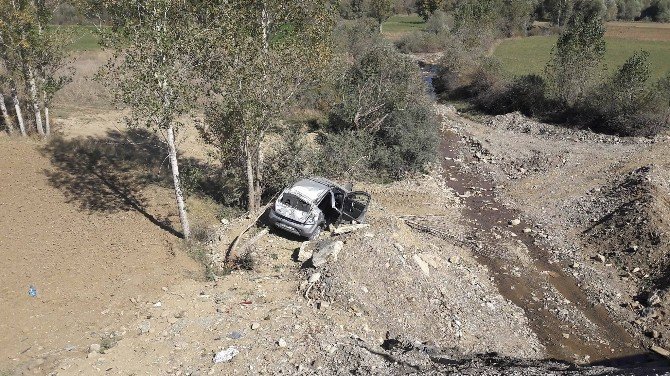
[263,124,315,195]
[323,42,439,180]
[424,10,452,34]
[395,31,445,53]
[588,53,669,136]
[645,0,670,21]
[233,251,256,271]
[52,3,85,25]
[545,0,606,107]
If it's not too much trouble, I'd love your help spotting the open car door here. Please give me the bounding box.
[337,191,371,225]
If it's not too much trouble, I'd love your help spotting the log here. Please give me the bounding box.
[332,223,370,235]
[236,228,269,256]
[651,345,670,358]
[225,193,279,264]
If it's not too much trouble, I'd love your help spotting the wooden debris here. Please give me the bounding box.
[236,228,269,256]
[332,223,370,235]
[651,345,670,358]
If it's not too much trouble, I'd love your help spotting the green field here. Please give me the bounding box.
[382,14,426,36]
[49,25,101,51]
[493,36,670,80]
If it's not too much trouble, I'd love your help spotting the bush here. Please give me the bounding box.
[424,10,452,34]
[52,3,86,25]
[395,31,445,53]
[316,131,378,180]
[469,68,548,116]
[323,42,439,180]
[263,124,315,195]
[644,0,670,21]
[588,52,669,136]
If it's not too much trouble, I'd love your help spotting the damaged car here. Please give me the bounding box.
[268,177,371,239]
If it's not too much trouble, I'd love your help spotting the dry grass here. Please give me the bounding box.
[606,21,670,41]
[52,50,113,117]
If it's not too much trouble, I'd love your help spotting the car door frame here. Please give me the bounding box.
[336,191,371,226]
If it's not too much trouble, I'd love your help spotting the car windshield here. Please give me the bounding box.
[280,192,311,212]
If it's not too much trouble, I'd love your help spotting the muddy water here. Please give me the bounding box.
[439,122,651,365]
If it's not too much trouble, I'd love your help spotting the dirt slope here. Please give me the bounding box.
[0,135,199,374]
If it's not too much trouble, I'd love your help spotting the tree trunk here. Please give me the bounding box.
[166,124,191,239]
[42,90,50,136]
[11,88,27,137]
[0,93,14,135]
[44,106,50,136]
[254,146,263,212]
[26,66,45,136]
[245,138,258,213]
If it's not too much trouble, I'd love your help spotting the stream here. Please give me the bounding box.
[418,60,653,366]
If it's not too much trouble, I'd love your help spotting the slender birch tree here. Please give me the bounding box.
[97,0,204,239]
[33,1,74,136]
[0,86,13,134]
[0,0,32,136]
[0,73,15,134]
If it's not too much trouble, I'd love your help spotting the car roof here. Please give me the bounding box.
[288,177,342,203]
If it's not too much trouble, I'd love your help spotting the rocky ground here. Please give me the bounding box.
[8,105,660,375]
[440,106,670,369]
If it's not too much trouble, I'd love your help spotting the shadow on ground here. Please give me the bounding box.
[42,128,185,237]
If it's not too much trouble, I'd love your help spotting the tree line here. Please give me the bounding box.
[0,0,72,138]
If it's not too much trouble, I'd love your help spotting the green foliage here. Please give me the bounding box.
[338,0,367,19]
[645,0,670,21]
[393,0,417,14]
[589,50,663,135]
[540,0,574,25]
[334,18,383,59]
[616,0,642,19]
[370,0,394,25]
[200,0,334,211]
[395,30,445,53]
[52,2,87,25]
[263,124,315,196]
[98,0,201,132]
[325,42,439,179]
[453,0,502,31]
[545,0,605,107]
[424,9,452,34]
[0,0,75,133]
[416,0,446,20]
[500,0,538,36]
[449,0,537,37]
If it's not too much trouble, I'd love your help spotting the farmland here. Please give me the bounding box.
[494,35,670,80]
[381,16,670,81]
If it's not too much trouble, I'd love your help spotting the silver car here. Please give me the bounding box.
[268,177,371,239]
